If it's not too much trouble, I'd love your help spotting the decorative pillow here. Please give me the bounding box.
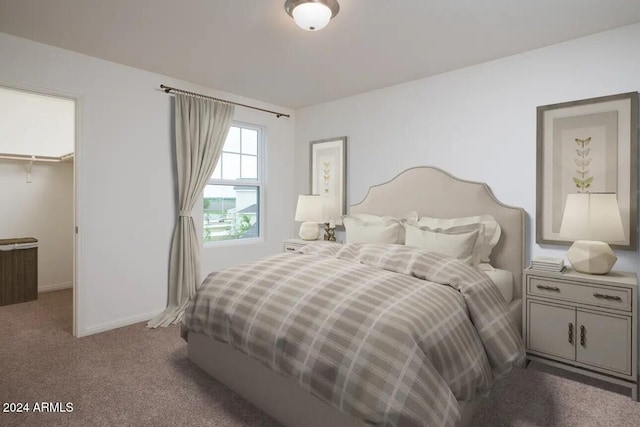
[345,212,418,223]
[342,214,407,244]
[417,215,501,263]
[403,222,482,266]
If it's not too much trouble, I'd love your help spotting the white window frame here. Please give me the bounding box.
[203,121,265,247]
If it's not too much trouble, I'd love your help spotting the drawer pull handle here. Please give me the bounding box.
[580,325,586,346]
[568,323,573,344]
[593,293,622,301]
[536,284,560,291]
[285,247,296,252]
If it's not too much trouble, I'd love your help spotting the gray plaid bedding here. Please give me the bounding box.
[182,243,524,427]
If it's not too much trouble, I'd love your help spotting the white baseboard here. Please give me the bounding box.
[78,310,161,337]
[38,282,73,293]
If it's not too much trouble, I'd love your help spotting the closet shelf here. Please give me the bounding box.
[0,152,74,162]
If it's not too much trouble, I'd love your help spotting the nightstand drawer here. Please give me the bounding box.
[283,243,303,253]
[528,277,631,311]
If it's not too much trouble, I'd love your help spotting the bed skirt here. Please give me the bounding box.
[187,332,481,427]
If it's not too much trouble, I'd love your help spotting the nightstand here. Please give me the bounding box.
[523,267,638,400]
[282,238,340,253]
[282,238,316,253]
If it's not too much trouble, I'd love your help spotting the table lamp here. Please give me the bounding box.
[559,193,625,274]
[295,195,323,240]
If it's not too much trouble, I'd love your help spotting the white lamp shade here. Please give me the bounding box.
[559,193,625,242]
[295,195,324,223]
[291,3,332,31]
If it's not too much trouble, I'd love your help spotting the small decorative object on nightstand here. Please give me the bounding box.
[530,256,565,273]
[523,267,638,400]
[323,219,336,241]
[559,193,625,275]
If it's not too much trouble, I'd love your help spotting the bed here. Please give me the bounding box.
[184,166,525,427]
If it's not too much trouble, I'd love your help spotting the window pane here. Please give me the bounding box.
[241,155,257,179]
[212,158,221,179]
[203,185,259,242]
[241,128,258,155]
[221,153,240,180]
[224,126,241,153]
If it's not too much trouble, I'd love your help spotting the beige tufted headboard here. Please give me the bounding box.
[349,166,526,299]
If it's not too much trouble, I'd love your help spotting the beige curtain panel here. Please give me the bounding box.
[148,94,235,328]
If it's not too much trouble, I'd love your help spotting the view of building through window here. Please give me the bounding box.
[204,124,262,242]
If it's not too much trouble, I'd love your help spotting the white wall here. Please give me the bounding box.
[0,32,295,336]
[0,86,75,156]
[0,161,73,291]
[295,23,640,274]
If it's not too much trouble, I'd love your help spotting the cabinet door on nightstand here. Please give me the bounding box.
[576,310,631,375]
[528,301,576,361]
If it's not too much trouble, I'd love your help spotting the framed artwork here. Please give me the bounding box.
[536,92,638,249]
[310,137,347,223]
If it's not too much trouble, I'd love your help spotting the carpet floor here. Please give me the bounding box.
[1,290,639,426]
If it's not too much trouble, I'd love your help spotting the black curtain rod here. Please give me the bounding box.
[160,84,290,118]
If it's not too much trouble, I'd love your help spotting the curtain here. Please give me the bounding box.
[148,94,235,328]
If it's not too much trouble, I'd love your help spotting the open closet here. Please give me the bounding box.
[0,85,76,335]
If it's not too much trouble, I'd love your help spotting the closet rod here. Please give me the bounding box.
[0,152,74,162]
[160,84,290,119]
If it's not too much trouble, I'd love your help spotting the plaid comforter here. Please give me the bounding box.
[182,243,524,426]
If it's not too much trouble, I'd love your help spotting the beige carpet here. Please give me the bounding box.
[1,290,639,426]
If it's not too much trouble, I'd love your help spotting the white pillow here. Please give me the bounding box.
[403,222,482,266]
[417,215,501,263]
[342,212,417,244]
[345,212,418,223]
[343,215,404,244]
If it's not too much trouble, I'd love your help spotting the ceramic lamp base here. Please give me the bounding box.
[567,240,617,275]
[299,222,320,240]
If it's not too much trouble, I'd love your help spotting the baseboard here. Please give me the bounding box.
[78,310,161,337]
[38,282,73,293]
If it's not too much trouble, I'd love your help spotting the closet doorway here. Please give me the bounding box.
[0,85,79,336]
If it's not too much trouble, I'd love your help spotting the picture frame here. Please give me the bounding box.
[310,137,347,223]
[536,92,638,249]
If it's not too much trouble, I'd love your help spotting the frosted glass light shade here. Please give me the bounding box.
[284,0,340,32]
[292,3,332,31]
[559,193,625,242]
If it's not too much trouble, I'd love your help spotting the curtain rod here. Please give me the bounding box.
[160,84,290,119]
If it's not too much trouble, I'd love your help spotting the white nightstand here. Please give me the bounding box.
[282,238,340,253]
[523,267,638,400]
[282,238,316,253]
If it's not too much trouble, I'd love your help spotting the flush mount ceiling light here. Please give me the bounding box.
[284,0,340,32]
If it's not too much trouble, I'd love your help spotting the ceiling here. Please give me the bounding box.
[1,0,640,109]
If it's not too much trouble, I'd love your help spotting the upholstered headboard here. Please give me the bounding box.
[349,166,525,299]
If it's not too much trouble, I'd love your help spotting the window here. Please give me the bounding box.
[204,123,262,243]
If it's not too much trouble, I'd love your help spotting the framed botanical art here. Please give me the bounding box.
[536,92,638,249]
[310,137,347,223]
